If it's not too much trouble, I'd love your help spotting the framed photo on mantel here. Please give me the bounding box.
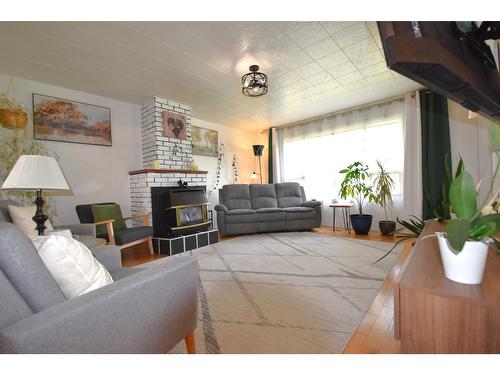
[32,93,112,146]
[163,111,187,140]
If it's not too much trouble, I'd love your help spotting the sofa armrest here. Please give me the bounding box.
[91,245,122,271]
[0,256,199,354]
[301,200,322,208]
[214,204,228,212]
[54,223,96,237]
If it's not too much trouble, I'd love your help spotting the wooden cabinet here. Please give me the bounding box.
[394,220,500,353]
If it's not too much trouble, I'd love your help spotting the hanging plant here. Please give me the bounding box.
[0,77,28,129]
[231,154,240,183]
[209,143,225,193]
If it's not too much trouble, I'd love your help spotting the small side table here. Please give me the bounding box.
[329,203,353,233]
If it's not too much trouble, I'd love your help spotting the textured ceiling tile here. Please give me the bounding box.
[0,21,423,130]
[320,21,356,36]
[366,71,394,84]
[328,62,358,78]
[336,71,364,85]
[303,37,340,60]
[343,37,379,60]
[306,70,336,85]
[366,22,379,36]
[345,79,370,91]
[294,62,325,79]
[316,50,350,69]
[358,61,389,77]
[283,49,314,70]
[351,50,385,69]
[332,22,371,48]
[288,22,329,49]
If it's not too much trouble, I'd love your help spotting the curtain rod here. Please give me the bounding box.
[270,94,405,131]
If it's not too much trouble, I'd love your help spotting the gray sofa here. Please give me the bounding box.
[0,200,198,353]
[215,182,322,236]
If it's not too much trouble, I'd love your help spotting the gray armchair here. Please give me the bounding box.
[0,221,199,354]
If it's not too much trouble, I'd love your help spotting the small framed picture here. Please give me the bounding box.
[163,111,187,140]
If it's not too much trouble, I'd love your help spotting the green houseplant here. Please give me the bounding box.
[339,161,377,235]
[373,160,396,236]
[437,161,500,284]
[0,77,28,129]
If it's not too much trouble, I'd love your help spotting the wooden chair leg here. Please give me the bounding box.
[147,236,154,255]
[184,331,196,354]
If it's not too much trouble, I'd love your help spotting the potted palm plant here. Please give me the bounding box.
[373,160,396,236]
[339,161,377,235]
[437,163,500,285]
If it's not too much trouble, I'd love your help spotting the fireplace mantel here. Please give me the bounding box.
[129,169,208,175]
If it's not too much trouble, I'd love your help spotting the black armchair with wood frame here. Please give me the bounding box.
[76,203,154,255]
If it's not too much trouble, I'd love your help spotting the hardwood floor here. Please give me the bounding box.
[123,226,411,354]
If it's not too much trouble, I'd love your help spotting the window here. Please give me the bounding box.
[278,99,405,225]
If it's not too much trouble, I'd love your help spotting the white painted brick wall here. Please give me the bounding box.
[140,96,193,169]
[131,96,207,227]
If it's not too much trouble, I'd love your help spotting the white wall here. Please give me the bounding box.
[0,74,142,225]
[191,118,255,215]
[448,100,493,203]
[0,74,257,226]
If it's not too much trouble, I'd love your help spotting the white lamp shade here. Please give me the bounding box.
[1,155,70,191]
[250,172,258,179]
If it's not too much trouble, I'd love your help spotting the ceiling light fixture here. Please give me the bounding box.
[241,65,268,97]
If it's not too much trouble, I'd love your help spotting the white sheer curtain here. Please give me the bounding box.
[403,91,423,218]
[277,99,405,229]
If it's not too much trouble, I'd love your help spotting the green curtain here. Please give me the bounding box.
[268,128,273,183]
[420,90,452,220]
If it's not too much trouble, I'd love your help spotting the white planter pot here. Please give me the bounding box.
[437,233,489,285]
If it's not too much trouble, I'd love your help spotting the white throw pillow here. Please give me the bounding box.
[32,235,113,299]
[8,204,54,239]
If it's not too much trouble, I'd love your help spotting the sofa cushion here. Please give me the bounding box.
[114,226,154,246]
[222,185,252,210]
[256,207,285,222]
[283,206,316,220]
[8,205,54,240]
[275,182,304,208]
[225,209,257,224]
[250,184,278,209]
[0,222,66,312]
[91,203,127,237]
[32,235,114,299]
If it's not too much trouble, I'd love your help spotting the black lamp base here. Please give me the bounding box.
[32,189,48,236]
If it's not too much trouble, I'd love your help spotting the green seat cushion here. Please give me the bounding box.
[91,204,127,237]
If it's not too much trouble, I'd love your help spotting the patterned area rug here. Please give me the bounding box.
[139,231,401,354]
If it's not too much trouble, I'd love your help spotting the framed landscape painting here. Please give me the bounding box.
[192,125,218,157]
[33,94,112,146]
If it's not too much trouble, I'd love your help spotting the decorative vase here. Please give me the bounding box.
[350,214,372,235]
[437,233,489,285]
[0,108,28,129]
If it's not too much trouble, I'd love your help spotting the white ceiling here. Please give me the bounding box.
[0,21,421,131]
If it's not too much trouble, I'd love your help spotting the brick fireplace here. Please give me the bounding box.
[129,97,208,228]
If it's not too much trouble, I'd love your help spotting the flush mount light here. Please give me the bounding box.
[241,65,268,97]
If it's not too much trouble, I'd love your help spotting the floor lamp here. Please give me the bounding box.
[252,145,264,184]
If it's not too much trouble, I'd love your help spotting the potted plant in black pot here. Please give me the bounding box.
[374,160,396,236]
[339,161,377,235]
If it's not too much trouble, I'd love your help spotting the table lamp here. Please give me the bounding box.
[1,155,70,235]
